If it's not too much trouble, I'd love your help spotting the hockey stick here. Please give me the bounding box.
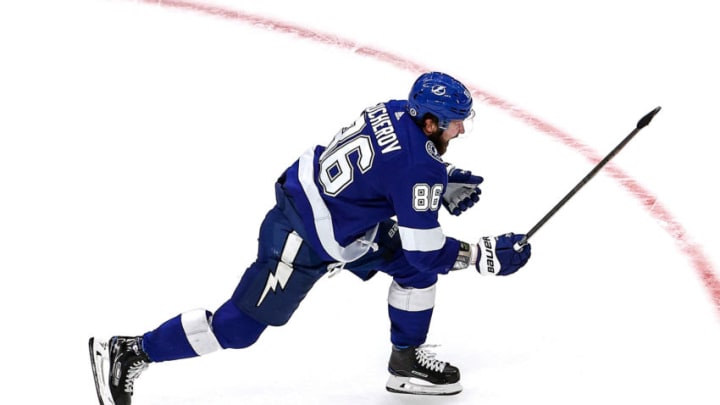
[514,106,662,251]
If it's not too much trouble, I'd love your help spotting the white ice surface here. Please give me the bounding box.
[1,1,719,404]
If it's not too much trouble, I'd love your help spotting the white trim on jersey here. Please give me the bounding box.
[297,147,378,263]
[388,281,437,311]
[398,225,446,252]
[180,308,222,356]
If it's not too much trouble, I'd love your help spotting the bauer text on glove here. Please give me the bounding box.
[476,233,531,276]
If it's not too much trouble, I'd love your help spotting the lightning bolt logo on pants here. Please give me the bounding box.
[257,231,303,307]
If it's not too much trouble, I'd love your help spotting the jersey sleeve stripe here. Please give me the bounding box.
[398,225,446,252]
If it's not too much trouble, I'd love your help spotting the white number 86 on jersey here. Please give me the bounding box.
[413,184,443,211]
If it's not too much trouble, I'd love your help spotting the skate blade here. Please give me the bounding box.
[386,375,462,396]
[88,337,115,405]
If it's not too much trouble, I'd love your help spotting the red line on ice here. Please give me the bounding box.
[135,0,720,319]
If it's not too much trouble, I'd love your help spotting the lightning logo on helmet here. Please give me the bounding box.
[431,85,446,96]
[408,72,473,129]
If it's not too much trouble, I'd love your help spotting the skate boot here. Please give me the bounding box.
[386,345,462,395]
[89,336,151,405]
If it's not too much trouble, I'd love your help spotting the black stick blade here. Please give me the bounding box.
[637,106,662,129]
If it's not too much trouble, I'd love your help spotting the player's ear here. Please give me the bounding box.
[423,118,438,135]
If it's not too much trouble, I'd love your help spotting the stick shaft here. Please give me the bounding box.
[516,106,661,249]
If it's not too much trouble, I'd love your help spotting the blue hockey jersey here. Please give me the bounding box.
[281,100,460,273]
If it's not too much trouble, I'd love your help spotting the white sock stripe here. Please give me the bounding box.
[180,309,222,356]
[387,281,436,311]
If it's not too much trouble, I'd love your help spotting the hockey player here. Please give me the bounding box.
[89,71,532,404]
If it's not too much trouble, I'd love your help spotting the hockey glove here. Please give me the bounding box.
[443,164,483,216]
[476,233,531,276]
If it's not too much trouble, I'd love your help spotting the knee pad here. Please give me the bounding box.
[211,301,267,349]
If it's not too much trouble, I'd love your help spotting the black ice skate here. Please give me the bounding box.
[88,336,151,405]
[386,345,462,395]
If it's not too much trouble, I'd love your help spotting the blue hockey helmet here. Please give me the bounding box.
[407,72,473,129]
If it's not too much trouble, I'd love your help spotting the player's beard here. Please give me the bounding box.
[427,129,448,155]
